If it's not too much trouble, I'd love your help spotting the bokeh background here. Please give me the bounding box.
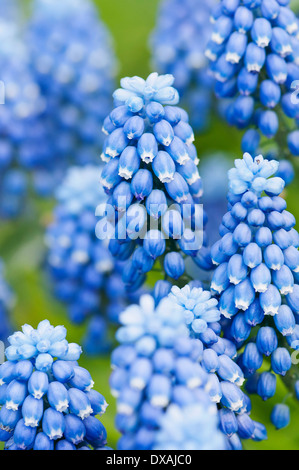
[1,0,299,450]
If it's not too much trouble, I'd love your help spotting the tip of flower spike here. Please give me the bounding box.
[228,153,285,197]
[113,72,180,111]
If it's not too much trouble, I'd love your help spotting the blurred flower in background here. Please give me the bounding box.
[151,0,216,132]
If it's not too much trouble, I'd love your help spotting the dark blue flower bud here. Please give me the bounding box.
[163,252,185,280]
[242,343,263,374]
[13,419,36,450]
[244,298,264,326]
[257,371,276,400]
[219,409,238,437]
[271,347,292,375]
[230,312,251,343]
[33,432,54,450]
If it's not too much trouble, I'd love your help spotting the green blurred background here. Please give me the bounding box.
[1,0,299,450]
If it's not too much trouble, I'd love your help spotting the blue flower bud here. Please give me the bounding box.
[129,358,152,390]
[271,404,290,429]
[226,32,248,64]
[256,326,278,356]
[42,408,65,441]
[230,313,251,343]
[0,406,21,432]
[270,27,292,57]
[212,16,233,45]
[258,110,279,138]
[227,255,248,285]
[0,362,16,385]
[112,181,133,212]
[153,119,174,146]
[33,432,54,450]
[250,263,271,293]
[264,244,284,270]
[266,53,287,84]
[287,284,299,314]
[145,102,165,123]
[47,382,69,413]
[118,147,140,180]
[219,286,238,319]
[153,280,172,306]
[202,349,220,373]
[245,43,266,72]
[173,121,195,145]
[260,80,281,108]
[143,230,166,260]
[237,414,255,439]
[84,415,107,448]
[257,371,276,400]
[137,133,158,164]
[165,172,189,203]
[104,128,128,159]
[85,390,108,416]
[64,414,86,445]
[234,6,254,33]
[6,380,27,411]
[55,439,76,450]
[146,190,167,220]
[22,396,44,428]
[233,222,252,246]
[27,371,49,400]
[251,18,272,48]
[152,150,176,183]
[235,278,255,311]
[255,227,273,247]
[243,242,263,268]
[271,347,292,376]
[220,381,244,412]
[131,169,153,201]
[69,366,94,392]
[244,298,264,326]
[218,355,244,386]
[273,229,293,250]
[274,305,295,337]
[207,374,222,403]
[147,375,171,408]
[272,265,294,295]
[260,284,282,316]
[168,137,190,166]
[287,130,299,156]
[52,361,74,384]
[14,361,33,382]
[211,263,230,294]
[242,129,260,154]
[261,0,280,20]
[123,116,145,140]
[233,95,254,127]
[219,408,238,437]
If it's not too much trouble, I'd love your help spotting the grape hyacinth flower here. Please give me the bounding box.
[111,294,225,450]
[100,72,212,291]
[0,260,14,343]
[0,320,109,450]
[151,0,216,131]
[211,152,299,426]
[24,0,116,194]
[45,166,131,355]
[112,288,266,450]
[0,17,45,218]
[207,0,299,163]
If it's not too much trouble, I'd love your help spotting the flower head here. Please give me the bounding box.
[0,321,109,450]
[100,72,212,291]
[212,153,299,427]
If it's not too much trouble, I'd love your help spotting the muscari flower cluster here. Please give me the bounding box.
[207,0,299,164]
[111,286,267,450]
[151,0,216,131]
[0,260,14,343]
[0,320,109,450]
[211,152,299,429]
[100,72,212,292]
[46,166,131,355]
[23,0,116,196]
